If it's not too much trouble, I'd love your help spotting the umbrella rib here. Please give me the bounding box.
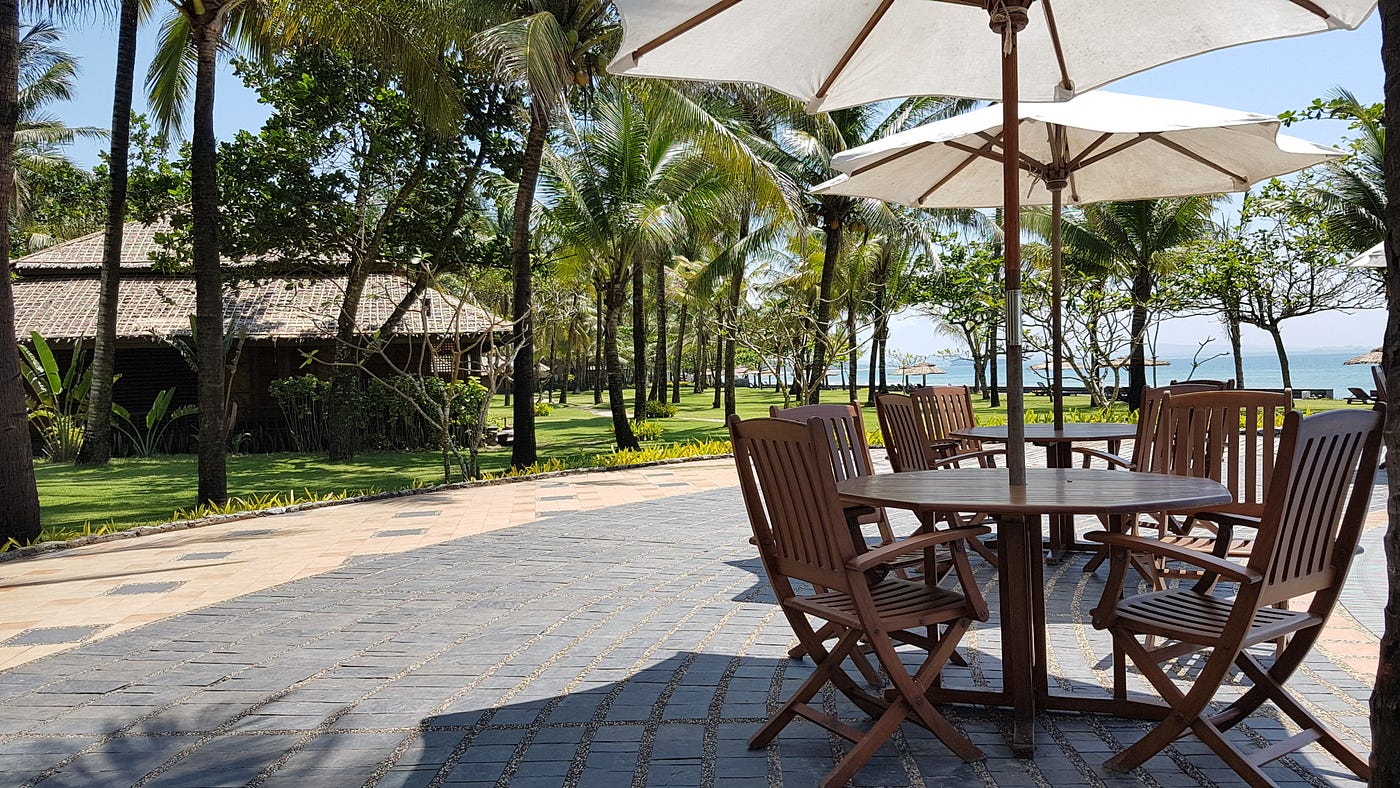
[1149,136,1247,187]
[976,129,1049,175]
[1074,133,1156,170]
[1286,0,1335,20]
[919,145,988,205]
[1064,131,1114,171]
[1039,0,1074,93]
[629,0,745,62]
[815,0,895,101]
[851,141,935,176]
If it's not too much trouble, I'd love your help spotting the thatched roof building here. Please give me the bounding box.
[12,222,504,440]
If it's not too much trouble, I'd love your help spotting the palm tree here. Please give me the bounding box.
[1293,88,1385,251]
[11,22,104,215]
[0,0,41,545]
[774,96,972,402]
[146,0,454,504]
[543,81,729,449]
[1045,198,1214,410]
[477,0,620,468]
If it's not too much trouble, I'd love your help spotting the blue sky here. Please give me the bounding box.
[38,8,1389,355]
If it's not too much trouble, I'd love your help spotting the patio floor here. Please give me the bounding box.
[0,453,1382,787]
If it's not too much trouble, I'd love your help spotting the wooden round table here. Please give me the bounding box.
[837,467,1231,757]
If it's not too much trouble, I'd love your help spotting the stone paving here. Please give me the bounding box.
[0,452,1384,787]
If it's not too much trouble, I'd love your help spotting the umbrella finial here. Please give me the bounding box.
[987,1,1030,54]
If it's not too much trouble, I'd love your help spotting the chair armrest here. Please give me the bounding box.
[847,526,992,572]
[1084,531,1262,583]
[932,449,1005,469]
[1072,446,1132,470]
[1189,511,1262,531]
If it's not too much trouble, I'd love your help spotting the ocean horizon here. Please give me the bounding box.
[800,349,1378,395]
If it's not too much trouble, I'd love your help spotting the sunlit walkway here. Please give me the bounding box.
[0,451,1381,786]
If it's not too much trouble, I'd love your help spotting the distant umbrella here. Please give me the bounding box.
[1344,348,1382,365]
[893,361,946,387]
[1107,357,1170,368]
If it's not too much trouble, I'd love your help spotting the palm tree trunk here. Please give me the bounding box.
[509,101,548,468]
[651,255,667,403]
[547,324,557,403]
[561,295,576,405]
[724,270,741,418]
[632,257,646,421]
[191,19,227,505]
[807,211,843,403]
[712,311,723,409]
[327,260,370,459]
[1373,6,1400,779]
[846,293,858,403]
[1126,260,1152,412]
[692,316,705,394]
[604,274,638,451]
[593,285,603,405]
[77,0,139,466]
[0,0,40,544]
[672,300,686,404]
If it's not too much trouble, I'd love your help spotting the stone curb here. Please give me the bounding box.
[0,453,735,564]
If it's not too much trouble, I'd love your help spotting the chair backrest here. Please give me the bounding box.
[874,393,938,472]
[728,415,858,595]
[1373,365,1387,400]
[1150,389,1294,519]
[1246,407,1382,606]
[1130,383,1226,470]
[909,385,979,454]
[1170,378,1236,389]
[769,402,874,483]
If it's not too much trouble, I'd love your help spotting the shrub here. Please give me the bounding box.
[610,419,664,441]
[534,401,554,417]
[644,399,678,419]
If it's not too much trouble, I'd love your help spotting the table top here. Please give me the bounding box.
[951,423,1138,443]
[837,468,1231,516]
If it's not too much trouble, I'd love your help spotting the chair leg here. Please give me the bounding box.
[867,617,983,763]
[750,627,864,749]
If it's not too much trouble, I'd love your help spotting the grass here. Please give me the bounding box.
[28,385,1366,542]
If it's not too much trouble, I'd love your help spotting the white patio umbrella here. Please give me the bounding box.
[814,91,1341,427]
[609,0,1376,485]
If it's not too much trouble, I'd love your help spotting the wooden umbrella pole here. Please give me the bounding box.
[994,3,1028,485]
[1050,179,1065,431]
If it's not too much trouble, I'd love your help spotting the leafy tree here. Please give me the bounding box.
[0,0,41,545]
[145,0,460,504]
[7,158,101,255]
[210,48,514,460]
[1172,182,1379,388]
[1281,88,1385,252]
[911,238,1003,396]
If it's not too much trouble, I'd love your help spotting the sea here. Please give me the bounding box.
[814,349,1378,395]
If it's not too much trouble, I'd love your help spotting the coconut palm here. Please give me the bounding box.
[1292,88,1385,251]
[542,81,732,449]
[1041,197,1215,410]
[12,22,104,222]
[772,95,973,402]
[477,0,620,467]
[0,0,41,545]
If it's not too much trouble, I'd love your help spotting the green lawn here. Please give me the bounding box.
[29,385,1365,541]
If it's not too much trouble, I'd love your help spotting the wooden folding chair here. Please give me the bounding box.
[1148,389,1294,579]
[908,386,988,462]
[729,414,989,786]
[1087,407,1381,786]
[875,393,1000,566]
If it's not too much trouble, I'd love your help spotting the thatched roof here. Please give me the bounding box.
[1344,348,1382,366]
[12,221,502,342]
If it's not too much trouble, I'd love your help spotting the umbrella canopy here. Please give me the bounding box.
[1344,348,1383,365]
[610,2,1375,112]
[609,0,1375,488]
[893,362,947,376]
[815,92,1341,209]
[814,91,1339,428]
[1347,242,1385,269]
